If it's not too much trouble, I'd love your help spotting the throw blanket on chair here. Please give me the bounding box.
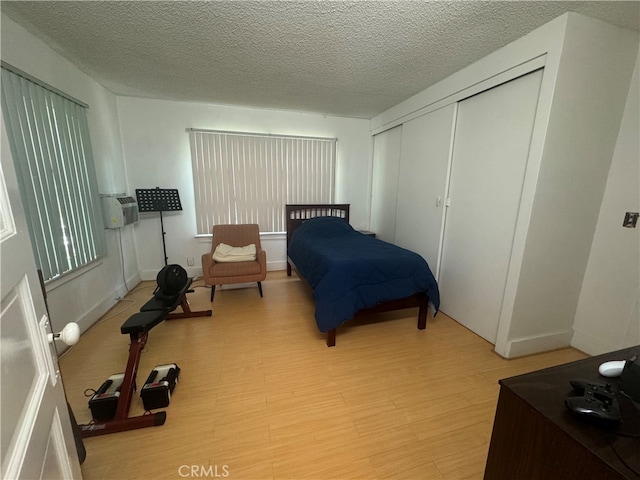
[213,243,257,262]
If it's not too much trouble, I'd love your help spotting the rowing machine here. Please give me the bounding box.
[80,265,211,438]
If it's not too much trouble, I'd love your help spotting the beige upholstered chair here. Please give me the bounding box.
[201,224,267,301]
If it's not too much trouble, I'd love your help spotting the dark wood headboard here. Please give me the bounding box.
[285,204,350,248]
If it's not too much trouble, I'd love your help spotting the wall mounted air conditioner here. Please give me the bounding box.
[101,194,139,229]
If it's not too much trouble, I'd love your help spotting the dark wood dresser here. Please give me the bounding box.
[484,346,640,480]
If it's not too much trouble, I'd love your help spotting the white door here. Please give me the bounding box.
[1,116,82,477]
[394,104,456,277]
[438,69,543,344]
[370,125,403,243]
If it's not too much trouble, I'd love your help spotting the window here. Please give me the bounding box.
[189,129,336,234]
[1,64,105,282]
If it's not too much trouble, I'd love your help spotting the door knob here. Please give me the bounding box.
[48,322,80,346]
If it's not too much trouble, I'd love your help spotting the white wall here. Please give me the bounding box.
[572,50,640,354]
[504,14,638,357]
[116,97,372,279]
[370,13,639,357]
[0,14,138,339]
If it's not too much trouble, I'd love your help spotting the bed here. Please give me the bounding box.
[286,204,440,346]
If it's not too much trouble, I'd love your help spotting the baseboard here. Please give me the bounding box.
[56,294,115,356]
[499,330,574,358]
[143,262,287,282]
[119,272,141,297]
[570,330,619,356]
[57,272,141,356]
[141,268,159,281]
[268,260,287,271]
[141,268,178,281]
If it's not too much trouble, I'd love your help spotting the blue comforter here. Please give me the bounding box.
[288,216,440,332]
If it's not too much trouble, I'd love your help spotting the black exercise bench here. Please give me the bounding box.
[80,266,211,438]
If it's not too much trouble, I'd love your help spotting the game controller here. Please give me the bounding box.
[565,379,621,423]
[569,379,616,396]
[565,395,621,423]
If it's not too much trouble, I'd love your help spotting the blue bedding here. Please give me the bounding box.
[288,216,440,332]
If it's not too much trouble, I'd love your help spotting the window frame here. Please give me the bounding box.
[1,63,106,283]
[188,129,337,235]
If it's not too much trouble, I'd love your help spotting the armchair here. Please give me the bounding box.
[201,224,267,301]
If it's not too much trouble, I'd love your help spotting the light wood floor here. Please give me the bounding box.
[59,271,587,480]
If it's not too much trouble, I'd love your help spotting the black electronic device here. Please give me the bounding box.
[88,373,127,421]
[140,363,180,411]
[620,355,640,403]
[565,379,621,424]
[569,379,617,397]
[155,264,189,299]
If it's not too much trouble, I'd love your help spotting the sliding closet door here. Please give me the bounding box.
[370,125,402,243]
[395,104,456,275]
[438,69,543,344]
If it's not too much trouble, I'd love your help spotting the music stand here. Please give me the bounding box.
[136,188,182,266]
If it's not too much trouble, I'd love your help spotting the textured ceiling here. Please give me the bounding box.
[2,1,639,118]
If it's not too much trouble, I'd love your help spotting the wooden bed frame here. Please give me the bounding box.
[285,204,429,347]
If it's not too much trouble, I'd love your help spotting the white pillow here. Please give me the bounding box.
[213,243,257,262]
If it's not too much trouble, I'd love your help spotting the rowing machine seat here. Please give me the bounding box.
[121,310,167,335]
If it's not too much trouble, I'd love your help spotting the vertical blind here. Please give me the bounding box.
[1,66,105,282]
[189,130,336,234]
